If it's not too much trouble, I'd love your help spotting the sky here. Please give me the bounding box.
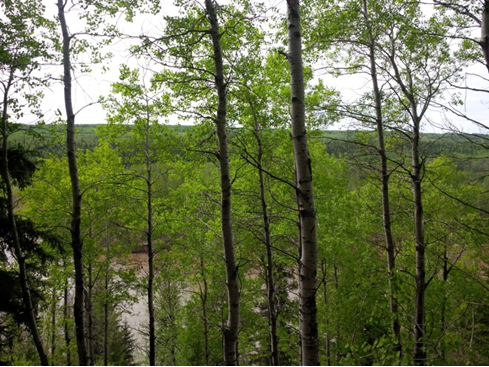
[35,0,488,134]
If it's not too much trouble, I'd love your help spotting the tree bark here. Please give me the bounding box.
[362,0,402,355]
[1,62,49,367]
[51,288,57,365]
[321,260,331,366]
[56,1,90,364]
[482,1,489,72]
[399,69,426,364]
[199,256,210,365]
[104,226,110,366]
[87,263,94,364]
[411,111,426,365]
[440,244,448,363]
[144,117,156,366]
[251,108,279,366]
[204,1,239,364]
[286,0,319,364]
[387,39,427,364]
[64,274,71,366]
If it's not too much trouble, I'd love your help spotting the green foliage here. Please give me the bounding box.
[91,297,136,365]
[11,122,489,366]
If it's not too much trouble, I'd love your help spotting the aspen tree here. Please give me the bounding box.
[286,0,319,364]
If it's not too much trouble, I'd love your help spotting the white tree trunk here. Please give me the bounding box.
[286,0,319,364]
[204,0,240,364]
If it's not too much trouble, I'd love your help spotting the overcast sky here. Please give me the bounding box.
[36,0,488,134]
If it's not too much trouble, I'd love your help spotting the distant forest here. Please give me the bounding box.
[12,123,489,178]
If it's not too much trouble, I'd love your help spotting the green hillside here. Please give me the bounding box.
[11,124,489,161]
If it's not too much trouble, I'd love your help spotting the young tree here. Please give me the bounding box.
[55,1,90,362]
[0,0,51,363]
[203,2,239,363]
[308,0,402,351]
[366,4,469,362]
[53,0,157,362]
[358,1,402,353]
[20,138,143,364]
[138,0,261,363]
[100,65,175,365]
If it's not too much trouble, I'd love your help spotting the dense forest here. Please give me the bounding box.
[1,0,489,365]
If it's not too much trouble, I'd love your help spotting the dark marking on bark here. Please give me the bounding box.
[482,35,489,72]
[286,0,299,19]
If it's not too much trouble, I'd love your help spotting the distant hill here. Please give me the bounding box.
[9,124,194,158]
[10,124,489,166]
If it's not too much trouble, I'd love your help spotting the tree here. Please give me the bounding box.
[308,0,402,352]
[375,6,465,362]
[285,0,320,364]
[100,64,176,365]
[0,0,52,363]
[305,0,471,363]
[53,0,157,362]
[433,0,489,73]
[138,0,259,363]
[19,137,145,362]
[359,0,401,353]
[203,2,239,363]
[55,0,90,362]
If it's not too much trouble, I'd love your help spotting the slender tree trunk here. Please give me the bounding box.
[51,288,57,365]
[399,69,426,366]
[170,296,177,367]
[199,256,210,365]
[295,185,303,364]
[286,0,319,364]
[482,0,489,72]
[204,0,239,364]
[56,1,89,364]
[87,263,94,364]
[440,245,448,363]
[104,227,110,366]
[103,278,109,366]
[251,108,280,366]
[411,111,426,365]
[362,0,401,355]
[321,260,331,366]
[64,275,71,366]
[333,263,340,364]
[1,64,49,367]
[388,46,427,365]
[144,117,156,366]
